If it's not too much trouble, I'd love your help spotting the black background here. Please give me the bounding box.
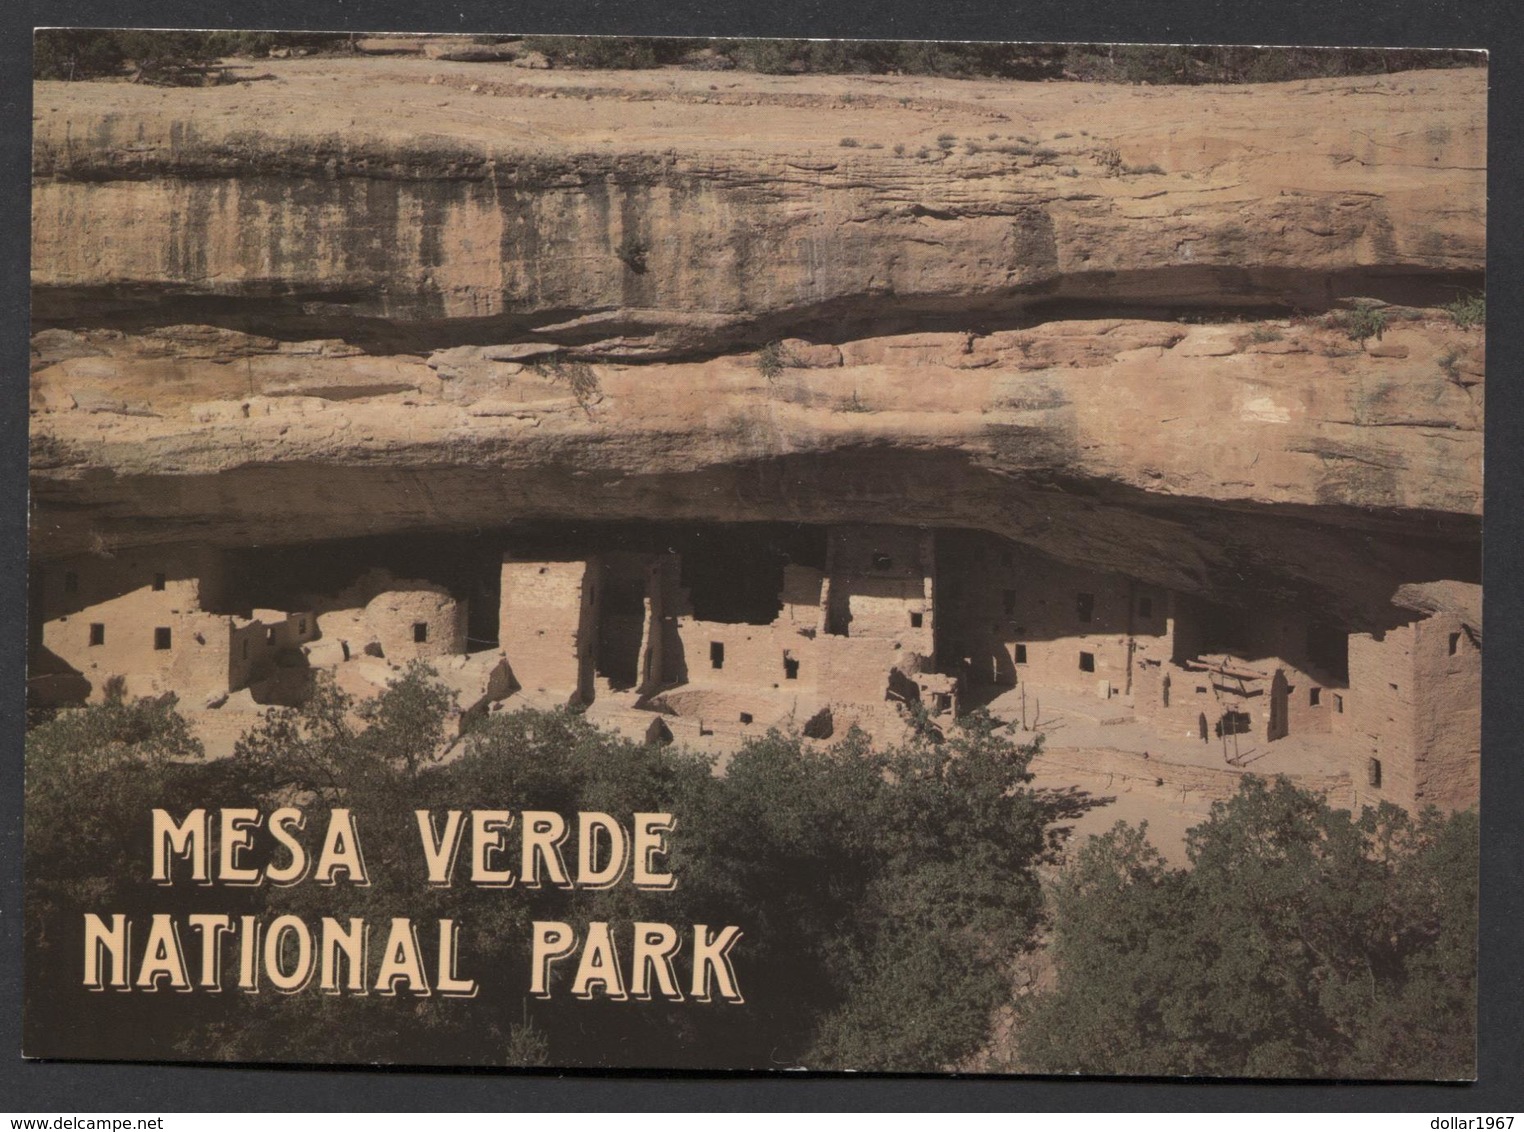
[4,0,1520,1112]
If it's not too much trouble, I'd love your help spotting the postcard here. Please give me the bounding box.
[25,32,1485,1077]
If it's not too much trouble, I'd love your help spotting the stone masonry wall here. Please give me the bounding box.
[500,558,597,703]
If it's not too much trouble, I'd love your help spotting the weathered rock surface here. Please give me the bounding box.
[32,63,1484,352]
[29,60,1484,629]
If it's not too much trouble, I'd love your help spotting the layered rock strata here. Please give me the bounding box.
[30,60,1485,629]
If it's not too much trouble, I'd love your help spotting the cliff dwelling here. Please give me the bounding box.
[26,47,1484,847]
[27,520,1480,816]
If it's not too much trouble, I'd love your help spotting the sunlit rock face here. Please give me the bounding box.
[29,60,1483,629]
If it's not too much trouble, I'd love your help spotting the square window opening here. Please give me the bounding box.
[88,623,105,647]
[1079,651,1095,673]
[413,622,429,644]
[152,573,166,592]
[739,712,753,725]
[154,627,172,651]
[1014,644,1028,664]
[909,611,923,629]
[783,653,799,680]
[1449,631,1461,655]
[710,641,725,670]
[1334,693,1344,713]
[1310,687,1322,707]
[1367,757,1382,789]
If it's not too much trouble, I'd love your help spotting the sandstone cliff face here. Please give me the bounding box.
[29,60,1484,627]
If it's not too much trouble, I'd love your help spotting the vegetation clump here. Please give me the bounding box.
[35,33,1483,86]
[615,232,649,273]
[26,679,1049,1071]
[1342,302,1389,344]
[1347,306,1395,345]
[533,357,602,413]
[1444,292,1485,329]
[1019,776,1477,1080]
[756,340,799,382]
[34,29,350,82]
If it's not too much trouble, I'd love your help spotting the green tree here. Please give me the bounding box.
[24,689,266,1059]
[1019,776,1477,1079]
[26,672,1050,1070]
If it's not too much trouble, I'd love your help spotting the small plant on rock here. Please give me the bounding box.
[615,232,649,274]
[1444,292,1485,329]
[1343,302,1388,345]
[534,357,601,415]
[756,340,799,383]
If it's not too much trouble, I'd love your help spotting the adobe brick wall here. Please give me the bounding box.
[939,534,1159,697]
[500,558,596,702]
[822,526,935,655]
[1350,609,1480,813]
[32,544,302,703]
[1348,623,1420,811]
[1411,613,1481,811]
[364,585,467,661]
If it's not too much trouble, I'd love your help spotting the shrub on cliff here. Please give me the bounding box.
[34,30,216,81]
[34,30,352,82]
[1445,293,1486,329]
[1018,776,1477,1079]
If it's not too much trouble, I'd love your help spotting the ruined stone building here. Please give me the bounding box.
[31,550,464,711]
[499,525,936,745]
[30,545,315,708]
[935,531,1480,813]
[27,522,1480,815]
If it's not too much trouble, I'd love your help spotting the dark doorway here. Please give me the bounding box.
[596,564,648,691]
[1268,669,1289,741]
